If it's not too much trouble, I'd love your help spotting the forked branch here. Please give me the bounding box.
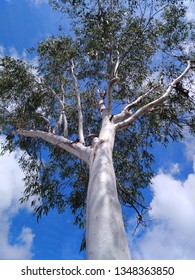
[115,61,192,130]
[52,86,68,136]
[42,84,68,136]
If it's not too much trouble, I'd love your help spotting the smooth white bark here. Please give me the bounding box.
[14,129,90,164]
[14,124,130,259]
[86,119,131,259]
[70,59,85,144]
[12,61,192,259]
[115,61,191,130]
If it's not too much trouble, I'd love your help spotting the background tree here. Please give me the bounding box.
[0,0,195,259]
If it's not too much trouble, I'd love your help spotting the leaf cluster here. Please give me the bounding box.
[0,0,195,240]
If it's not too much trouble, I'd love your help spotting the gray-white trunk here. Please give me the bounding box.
[14,123,131,259]
[86,120,131,259]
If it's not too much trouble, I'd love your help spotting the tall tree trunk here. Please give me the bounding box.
[86,119,131,259]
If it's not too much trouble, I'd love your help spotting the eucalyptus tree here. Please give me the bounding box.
[0,0,195,259]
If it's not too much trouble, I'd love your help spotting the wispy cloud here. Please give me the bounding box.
[131,137,195,260]
[6,0,48,5]
[0,219,34,259]
[0,45,23,60]
[183,132,195,162]
[0,137,35,259]
[185,2,195,21]
[0,45,5,58]
[30,0,48,6]
[9,47,19,60]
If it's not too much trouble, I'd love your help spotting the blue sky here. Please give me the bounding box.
[0,0,195,260]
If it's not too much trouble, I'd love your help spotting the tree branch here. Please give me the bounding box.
[12,129,91,164]
[53,85,68,136]
[106,47,120,115]
[115,61,192,130]
[50,85,68,137]
[70,59,85,144]
[37,82,68,136]
[50,87,64,108]
[113,85,160,123]
[98,88,106,117]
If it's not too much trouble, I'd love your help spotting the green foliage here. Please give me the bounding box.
[0,0,195,248]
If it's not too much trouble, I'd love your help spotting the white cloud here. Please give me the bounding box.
[169,163,180,175]
[30,0,48,6]
[0,45,27,61]
[6,0,48,5]
[0,218,34,260]
[131,137,195,260]
[185,2,195,21]
[0,46,20,60]
[9,47,19,60]
[183,132,195,162]
[0,137,35,259]
[0,45,5,58]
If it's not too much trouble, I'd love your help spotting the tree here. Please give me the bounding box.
[0,0,195,259]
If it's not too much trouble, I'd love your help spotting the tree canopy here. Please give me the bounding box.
[0,0,195,247]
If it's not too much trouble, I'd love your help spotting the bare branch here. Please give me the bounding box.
[98,88,106,116]
[113,49,120,77]
[115,61,192,130]
[61,85,68,137]
[53,85,68,137]
[62,110,68,137]
[70,59,85,144]
[129,85,160,109]
[113,85,160,123]
[50,87,64,108]
[55,112,63,134]
[12,129,91,164]
[106,47,120,115]
[35,112,52,131]
[41,84,69,137]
